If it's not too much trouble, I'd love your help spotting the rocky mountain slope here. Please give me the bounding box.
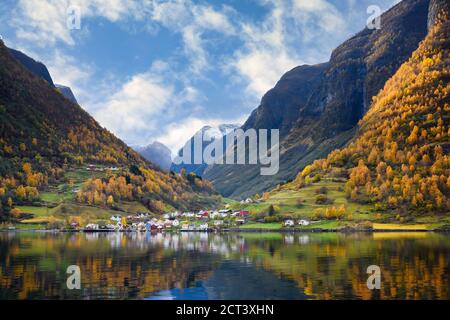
[282,0,450,214]
[205,0,431,199]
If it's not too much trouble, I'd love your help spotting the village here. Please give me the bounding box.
[81,208,314,233]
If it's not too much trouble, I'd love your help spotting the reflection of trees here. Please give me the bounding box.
[238,233,450,300]
[0,232,231,299]
[0,232,448,300]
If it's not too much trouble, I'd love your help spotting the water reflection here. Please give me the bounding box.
[0,231,448,300]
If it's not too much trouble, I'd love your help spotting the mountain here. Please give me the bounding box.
[283,0,450,213]
[0,41,218,218]
[7,48,54,86]
[171,124,240,176]
[55,84,78,104]
[204,0,432,199]
[135,141,172,171]
[8,48,79,104]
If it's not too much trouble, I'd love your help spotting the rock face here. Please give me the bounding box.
[171,124,240,176]
[204,0,431,199]
[55,84,78,104]
[8,48,54,86]
[135,141,172,171]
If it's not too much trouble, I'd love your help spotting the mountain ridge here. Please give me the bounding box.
[0,41,219,219]
[284,0,450,213]
[204,0,432,199]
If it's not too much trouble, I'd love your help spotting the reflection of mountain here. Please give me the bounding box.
[0,232,449,300]
[148,260,310,300]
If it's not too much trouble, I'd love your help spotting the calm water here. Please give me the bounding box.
[0,231,449,300]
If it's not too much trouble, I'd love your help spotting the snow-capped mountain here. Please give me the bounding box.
[171,123,240,176]
[134,141,172,171]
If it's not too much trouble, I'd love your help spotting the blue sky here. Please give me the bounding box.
[0,0,399,153]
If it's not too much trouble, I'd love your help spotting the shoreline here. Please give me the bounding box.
[1,228,448,233]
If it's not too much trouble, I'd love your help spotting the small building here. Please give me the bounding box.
[214,220,224,226]
[284,220,295,227]
[85,223,99,230]
[210,211,220,219]
[110,214,122,223]
[239,210,250,217]
[201,211,210,220]
[298,219,310,226]
[236,219,246,225]
[172,219,180,227]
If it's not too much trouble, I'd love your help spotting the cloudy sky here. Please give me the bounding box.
[0,0,399,153]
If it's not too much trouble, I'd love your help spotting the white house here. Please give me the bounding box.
[284,220,295,227]
[214,220,224,226]
[110,215,122,223]
[199,223,209,231]
[298,219,311,226]
[85,224,99,230]
[172,219,180,227]
[210,211,220,219]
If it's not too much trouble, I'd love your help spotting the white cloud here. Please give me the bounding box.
[7,0,373,151]
[45,50,93,101]
[227,2,301,98]
[11,0,146,46]
[226,0,347,98]
[150,1,235,74]
[94,71,173,143]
